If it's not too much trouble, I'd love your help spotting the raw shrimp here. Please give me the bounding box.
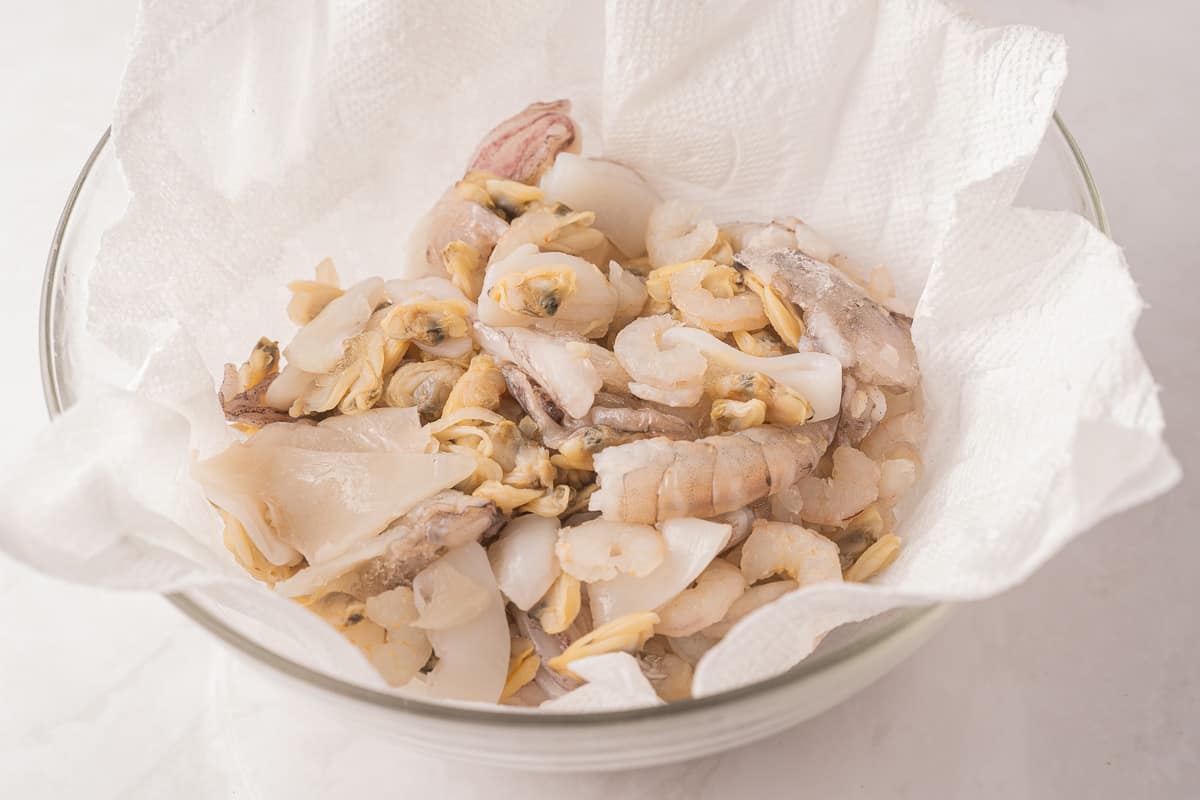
[700,579,798,639]
[468,100,580,185]
[645,200,719,268]
[613,315,707,407]
[589,424,832,523]
[738,248,919,389]
[556,519,665,582]
[791,446,881,525]
[654,559,746,638]
[479,244,618,337]
[739,520,842,586]
[668,261,768,333]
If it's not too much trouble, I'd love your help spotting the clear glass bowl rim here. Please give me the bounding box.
[38,115,1107,727]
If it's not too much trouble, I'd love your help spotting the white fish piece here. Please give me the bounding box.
[587,518,731,626]
[539,154,662,258]
[425,542,510,703]
[475,323,602,418]
[284,277,385,374]
[662,326,843,421]
[488,514,561,610]
[478,244,618,338]
[193,410,475,565]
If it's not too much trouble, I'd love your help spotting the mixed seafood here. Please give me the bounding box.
[198,100,924,705]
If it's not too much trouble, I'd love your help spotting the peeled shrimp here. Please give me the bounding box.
[587,517,732,626]
[479,244,617,337]
[645,200,719,268]
[791,446,881,526]
[613,315,707,407]
[556,519,665,582]
[589,424,831,524]
[668,261,768,333]
[739,520,842,586]
[654,559,746,638]
[738,248,919,389]
[700,579,798,639]
[540,154,662,257]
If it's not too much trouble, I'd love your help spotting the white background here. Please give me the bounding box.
[1,1,1196,797]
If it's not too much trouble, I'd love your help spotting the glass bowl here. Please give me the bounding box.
[39,116,1106,772]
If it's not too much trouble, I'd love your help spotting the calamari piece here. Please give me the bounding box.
[423,542,511,703]
[590,424,831,524]
[468,99,580,185]
[479,244,618,337]
[738,248,919,389]
[193,410,476,565]
[540,154,661,257]
[475,323,602,418]
[488,514,561,611]
[661,326,843,421]
[274,490,502,598]
[284,277,385,374]
[587,518,731,626]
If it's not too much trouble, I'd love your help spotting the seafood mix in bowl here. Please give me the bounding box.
[195,100,925,706]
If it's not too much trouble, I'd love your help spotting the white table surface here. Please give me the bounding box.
[1,2,1196,797]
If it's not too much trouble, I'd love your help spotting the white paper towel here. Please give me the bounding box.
[0,0,1179,704]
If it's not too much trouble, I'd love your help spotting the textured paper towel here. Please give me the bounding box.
[0,0,1179,704]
